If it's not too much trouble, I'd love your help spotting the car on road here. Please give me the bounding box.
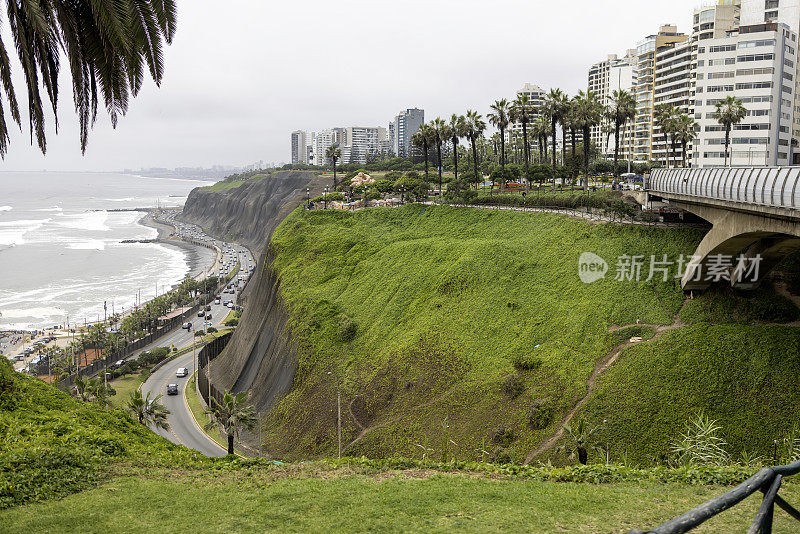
[205,305,211,312]
[176,367,188,377]
[214,297,221,304]
[198,310,205,317]
[182,322,192,330]
[205,313,212,320]
[166,383,179,395]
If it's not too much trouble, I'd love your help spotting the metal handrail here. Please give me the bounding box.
[631,460,800,533]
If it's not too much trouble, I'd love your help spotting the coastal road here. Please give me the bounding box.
[141,349,226,457]
[138,293,235,457]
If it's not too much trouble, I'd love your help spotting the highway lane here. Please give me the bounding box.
[141,349,226,457]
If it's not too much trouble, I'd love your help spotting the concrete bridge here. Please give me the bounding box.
[646,167,800,291]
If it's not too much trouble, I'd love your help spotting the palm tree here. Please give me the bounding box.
[488,99,510,190]
[127,390,170,431]
[543,89,568,190]
[715,96,747,167]
[607,89,636,180]
[447,114,467,181]
[572,91,604,191]
[556,419,601,465]
[205,389,258,456]
[654,104,678,169]
[510,93,535,176]
[430,118,447,197]
[464,110,486,189]
[533,116,549,166]
[326,144,342,188]
[411,125,432,181]
[0,1,177,157]
[674,113,698,168]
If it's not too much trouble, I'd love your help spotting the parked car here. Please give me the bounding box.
[166,383,179,395]
[176,367,188,378]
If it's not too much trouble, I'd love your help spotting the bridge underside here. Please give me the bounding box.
[665,200,800,291]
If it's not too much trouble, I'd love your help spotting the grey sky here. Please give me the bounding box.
[1,0,701,172]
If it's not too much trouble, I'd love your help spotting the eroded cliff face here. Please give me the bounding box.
[181,170,326,412]
[181,170,320,252]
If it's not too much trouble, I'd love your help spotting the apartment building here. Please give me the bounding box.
[509,83,546,143]
[290,131,315,165]
[588,50,637,158]
[694,21,798,166]
[652,39,696,166]
[632,25,689,162]
[390,108,424,159]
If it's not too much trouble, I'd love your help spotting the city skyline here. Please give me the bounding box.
[0,0,702,172]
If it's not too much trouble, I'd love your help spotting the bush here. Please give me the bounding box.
[207,327,218,334]
[511,350,542,371]
[502,374,525,398]
[338,315,357,342]
[491,425,517,447]
[750,293,799,322]
[224,318,239,327]
[373,180,394,193]
[528,398,554,430]
[490,447,512,464]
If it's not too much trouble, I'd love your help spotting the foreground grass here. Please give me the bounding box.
[2,473,798,533]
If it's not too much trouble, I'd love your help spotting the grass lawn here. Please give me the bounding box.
[2,473,798,533]
[108,372,146,410]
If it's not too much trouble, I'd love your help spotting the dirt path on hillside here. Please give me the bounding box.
[523,295,691,465]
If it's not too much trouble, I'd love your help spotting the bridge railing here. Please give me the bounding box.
[648,167,800,211]
[630,459,800,533]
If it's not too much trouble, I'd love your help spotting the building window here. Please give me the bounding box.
[765,10,779,21]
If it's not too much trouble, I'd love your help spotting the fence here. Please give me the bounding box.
[631,459,800,533]
[196,332,232,409]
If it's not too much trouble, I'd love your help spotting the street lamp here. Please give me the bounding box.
[327,371,341,460]
[400,186,405,204]
[306,187,310,201]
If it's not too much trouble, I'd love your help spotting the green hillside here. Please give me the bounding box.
[0,357,195,509]
[262,204,800,464]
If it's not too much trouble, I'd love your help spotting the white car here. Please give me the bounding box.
[176,367,188,378]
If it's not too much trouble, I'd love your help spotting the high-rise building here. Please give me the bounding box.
[741,0,800,27]
[291,130,315,165]
[588,50,637,158]
[341,126,387,165]
[632,25,689,163]
[651,38,695,167]
[314,129,335,166]
[510,83,546,140]
[694,21,798,166]
[391,108,424,158]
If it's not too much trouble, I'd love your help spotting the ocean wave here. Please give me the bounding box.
[0,205,11,212]
[68,239,106,250]
[56,211,110,232]
[106,197,135,202]
[0,218,51,246]
[35,206,63,212]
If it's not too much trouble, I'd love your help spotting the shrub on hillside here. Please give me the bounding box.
[491,425,517,447]
[528,398,554,430]
[749,292,799,323]
[224,318,239,327]
[490,447,512,464]
[338,315,357,342]
[511,350,542,372]
[502,373,525,398]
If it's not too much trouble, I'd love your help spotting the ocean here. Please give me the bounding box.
[0,172,215,331]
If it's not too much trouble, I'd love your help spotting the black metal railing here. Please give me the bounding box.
[631,459,800,533]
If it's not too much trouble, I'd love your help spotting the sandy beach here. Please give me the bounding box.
[138,212,218,279]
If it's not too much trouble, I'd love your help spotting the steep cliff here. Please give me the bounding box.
[181,170,322,251]
[181,170,327,413]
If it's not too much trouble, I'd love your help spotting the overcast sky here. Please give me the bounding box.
[0,0,702,172]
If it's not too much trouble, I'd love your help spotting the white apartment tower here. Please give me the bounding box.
[588,50,637,158]
[290,131,316,165]
[694,21,798,166]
